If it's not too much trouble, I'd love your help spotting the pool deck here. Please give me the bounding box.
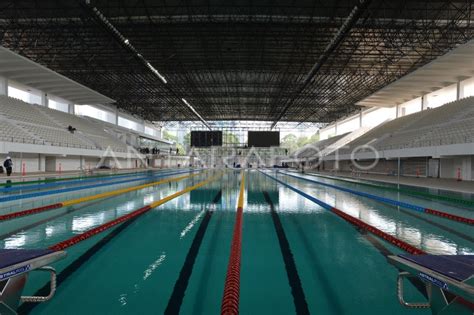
[307,170,474,194]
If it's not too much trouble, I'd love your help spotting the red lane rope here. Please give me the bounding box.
[331,207,426,255]
[47,173,220,252]
[49,205,152,251]
[221,172,245,315]
[0,203,63,221]
[221,206,243,315]
[424,208,474,225]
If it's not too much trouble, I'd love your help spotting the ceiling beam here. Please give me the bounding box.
[270,0,373,129]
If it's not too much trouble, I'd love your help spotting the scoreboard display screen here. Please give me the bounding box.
[190,131,223,147]
[247,131,280,147]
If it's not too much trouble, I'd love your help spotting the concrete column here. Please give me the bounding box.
[38,154,46,172]
[68,104,75,115]
[40,93,49,107]
[456,80,463,100]
[334,121,338,135]
[114,106,119,125]
[0,76,8,96]
[359,110,363,127]
[421,95,427,111]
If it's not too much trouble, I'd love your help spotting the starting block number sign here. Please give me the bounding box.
[0,264,31,281]
[418,272,449,290]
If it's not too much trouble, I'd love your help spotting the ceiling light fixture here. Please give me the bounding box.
[182,98,211,130]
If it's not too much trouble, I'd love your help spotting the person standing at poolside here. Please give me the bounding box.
[3,156,13,176]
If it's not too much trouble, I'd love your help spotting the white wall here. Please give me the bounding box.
[5,153,42,174]
[439,156,472,180]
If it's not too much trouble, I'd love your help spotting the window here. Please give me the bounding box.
[75,105,115,123]
[398,97,422,116]
[461,77,474,98]
[320,126,335,140]
[425,84,456,109]
[8,85,42,104]
[337,116,360,135]
[118,116,141,132]
[144,126,160,137]
[362,107,396,127]
[8,86,29,103]
[49,99,69,113]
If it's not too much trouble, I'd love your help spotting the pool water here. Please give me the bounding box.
[1,169,472,314]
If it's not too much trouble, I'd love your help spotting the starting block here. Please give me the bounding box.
[0,249,66,314]
[388,254,474,315]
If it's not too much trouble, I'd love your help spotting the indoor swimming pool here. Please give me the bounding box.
[0,169,472,314]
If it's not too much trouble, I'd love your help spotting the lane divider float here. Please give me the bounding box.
[49,172,222,251]
[305,171,474,207]
[0,169,152,188]
[0,170,201,221]
[0,170,192,203]
[280,171,473,225]
[221,171,245,315]
[0,170,163,193]
[261,171,426,255]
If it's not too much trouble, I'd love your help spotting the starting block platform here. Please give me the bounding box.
[0,249,66,315]
[388,254,474,315]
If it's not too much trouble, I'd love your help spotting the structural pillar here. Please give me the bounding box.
[0,76,8,96]
[334,121,338,135]
[395,104,400,118]
[359,110,363,127]
[115,106,119,126]
[68,103,75,115]
[38,154,46,172]
[40,93,49,107]
[456,80,463,100]
[421,95,427,111]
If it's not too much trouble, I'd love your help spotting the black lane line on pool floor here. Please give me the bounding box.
[263,173,428,302]
[263,191,310,315]
[283,172,474,244]
[164,190,222,315]
[18,213,142,314]
[0,196,117,241]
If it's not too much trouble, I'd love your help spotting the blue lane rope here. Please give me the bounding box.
[259,170,333,211]
[0,171,164,193]
[278,171,427,212]
[0,169,196,203]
